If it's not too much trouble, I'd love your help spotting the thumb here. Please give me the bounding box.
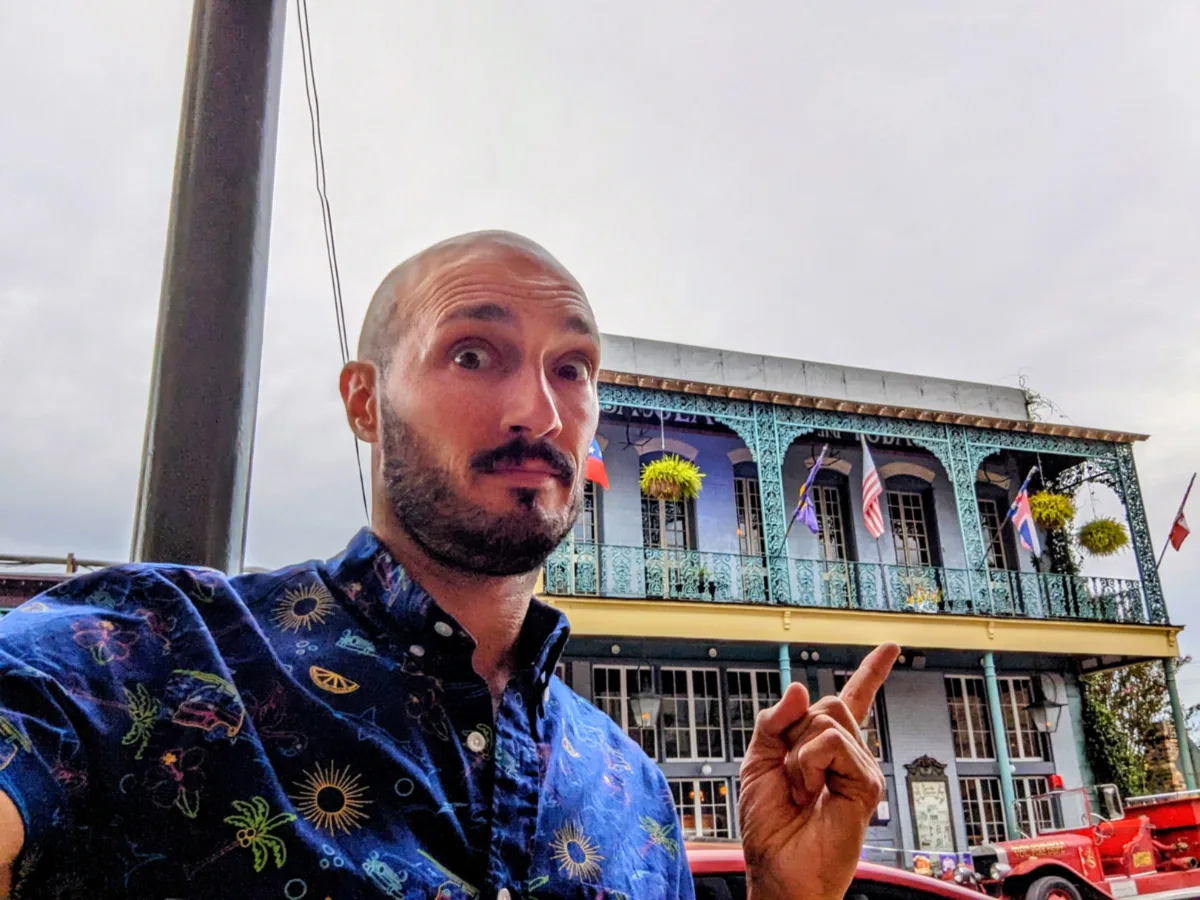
[744,682,811,757]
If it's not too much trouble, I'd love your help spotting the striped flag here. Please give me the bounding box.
[1004,469,1042,556]
[861,435,885,539]
[584,437,609,489]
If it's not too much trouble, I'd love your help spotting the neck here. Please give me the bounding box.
[371,519,538,704]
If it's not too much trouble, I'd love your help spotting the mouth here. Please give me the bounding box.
[485,464,565,486]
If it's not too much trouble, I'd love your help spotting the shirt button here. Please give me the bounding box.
[409,644,425,658]
[466,730,488,753]
[497,890,512,900]
[433,621,453,638]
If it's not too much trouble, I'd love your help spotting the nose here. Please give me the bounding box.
[500,363,563,440]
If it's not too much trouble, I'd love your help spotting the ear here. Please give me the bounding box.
[340,361,380,443]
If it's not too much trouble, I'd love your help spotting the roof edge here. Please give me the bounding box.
[598,369,1149,445]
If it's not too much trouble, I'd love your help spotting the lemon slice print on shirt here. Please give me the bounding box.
[309,666,360,695]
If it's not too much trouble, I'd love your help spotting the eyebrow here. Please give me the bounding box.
[443,302,599,339]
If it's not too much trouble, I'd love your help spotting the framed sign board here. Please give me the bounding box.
[905,755,957,853]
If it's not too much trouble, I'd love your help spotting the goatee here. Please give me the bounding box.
[380,408,581,576]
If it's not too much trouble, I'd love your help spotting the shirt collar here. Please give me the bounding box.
[325,528,570,680]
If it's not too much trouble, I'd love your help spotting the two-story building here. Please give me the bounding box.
[0,335,1187,872]
[538,335,1186,868]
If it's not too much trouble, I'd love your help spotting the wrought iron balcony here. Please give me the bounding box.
[543,542,1148,625]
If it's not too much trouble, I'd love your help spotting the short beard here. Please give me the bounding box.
[379,408,581,577]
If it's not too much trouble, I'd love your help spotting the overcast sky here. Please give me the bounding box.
[2,3,1198,693]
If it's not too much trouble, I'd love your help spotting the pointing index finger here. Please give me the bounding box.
[839,643,901,724]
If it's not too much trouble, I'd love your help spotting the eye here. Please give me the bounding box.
[453,346,493,371]
[556,358,592,382]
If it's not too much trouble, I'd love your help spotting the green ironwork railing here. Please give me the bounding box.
[544,542,1147,625]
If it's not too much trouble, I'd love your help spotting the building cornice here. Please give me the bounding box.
[599,370,1149,444]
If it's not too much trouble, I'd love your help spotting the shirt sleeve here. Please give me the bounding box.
[0,568,169,868]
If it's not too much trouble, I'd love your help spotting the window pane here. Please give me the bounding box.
[735,477,765,558]
[836,672,887,761]
[889,491,932,567]
[670,778,732,839]
[961,777,1006,847]
[574,480,598,544]
[692,670,724,760]
[965,678,996,759]
[978,498,1010,570]
[727,670,780,760]
[593,666,657,758]
[628,667,658,758]
[815,484,849,562]
[592,666,625,727]
[946,677,995,760]
[661,669,694,760]
[668,780,696,837]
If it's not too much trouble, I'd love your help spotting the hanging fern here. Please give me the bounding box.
[1029,491,1075,532]
[640,455,705,501]
[1078,518,1130,557]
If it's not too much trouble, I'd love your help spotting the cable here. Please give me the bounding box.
[295,0,370,523]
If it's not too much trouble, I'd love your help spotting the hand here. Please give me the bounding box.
[738,643,900,900]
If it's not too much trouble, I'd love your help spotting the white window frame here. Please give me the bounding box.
[591,665,658,758]
[946,675,1047,763]
[1012,776,1057,836]
[668,777,734,840]
[977,497,1011,570]
[835,669,888,762]
[946,675,996,762]
[960,776,1008,846]
[660,666,725,762]
[726,668,781,760]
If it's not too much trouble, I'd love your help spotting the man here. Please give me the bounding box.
[0,231,897,899]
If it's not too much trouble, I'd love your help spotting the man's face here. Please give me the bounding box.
[377,249,600,576]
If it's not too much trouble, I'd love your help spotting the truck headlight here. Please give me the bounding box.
[990,863,1012,880]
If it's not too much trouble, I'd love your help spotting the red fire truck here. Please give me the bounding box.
[969,782,1200,900]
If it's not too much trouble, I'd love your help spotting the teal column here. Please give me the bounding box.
[753,403,793,604]
[1165,658,1198,791]
[982,652,1020,838]
[779,644,792,689]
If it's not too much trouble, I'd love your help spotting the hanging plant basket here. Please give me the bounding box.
[640,455,705,501]
[1029,491,1076,532]
[1078,518,1130,557]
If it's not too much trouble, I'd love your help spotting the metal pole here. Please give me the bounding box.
[1164,658,1198,791]
[1157,473,1195,570]
[778,644,792,689]
[982,652,1020,839]
[131,0,288,572]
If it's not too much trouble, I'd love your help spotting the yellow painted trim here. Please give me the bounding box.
[540,594,1182,659]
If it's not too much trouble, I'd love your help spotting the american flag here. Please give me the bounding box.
[860,435,885,539]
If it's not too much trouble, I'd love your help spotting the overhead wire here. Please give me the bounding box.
[295,0,370,523]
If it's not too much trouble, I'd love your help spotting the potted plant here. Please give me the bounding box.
[1078,518,1130,557]
[640,455,705,501]
[1029,491,1075,532]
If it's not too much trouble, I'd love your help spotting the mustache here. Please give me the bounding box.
[471,438,576,485]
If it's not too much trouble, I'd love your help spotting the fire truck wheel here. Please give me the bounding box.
[1024,875,1082,900]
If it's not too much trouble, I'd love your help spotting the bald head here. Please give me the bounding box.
[357,230,588,373]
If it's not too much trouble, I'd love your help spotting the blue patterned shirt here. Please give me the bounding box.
[0,529,693,899]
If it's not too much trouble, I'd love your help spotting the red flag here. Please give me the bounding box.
[1170,511,1190,551]
[1165,474,1195,558]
